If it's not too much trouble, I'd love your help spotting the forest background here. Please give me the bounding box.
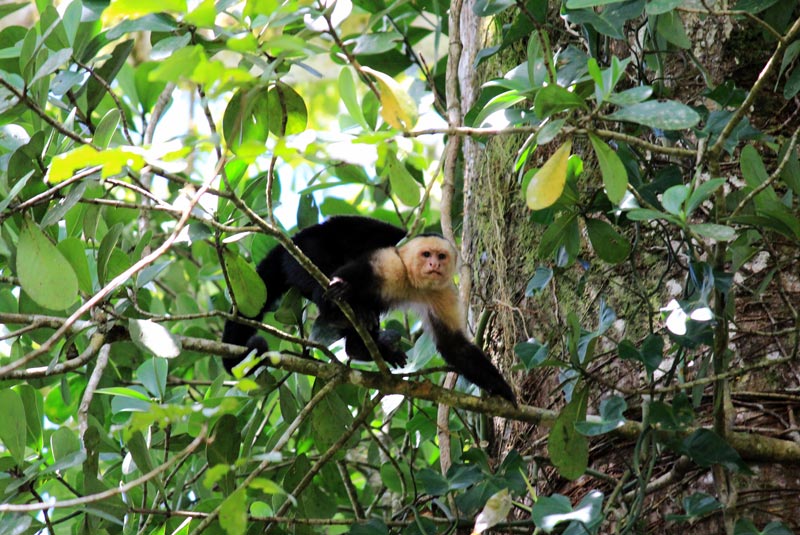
[1,0,800,533]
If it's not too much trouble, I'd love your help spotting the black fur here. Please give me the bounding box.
[222,216,406,371]
[428,316,516,405]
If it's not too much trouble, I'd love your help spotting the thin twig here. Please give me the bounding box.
[0,426,208,513]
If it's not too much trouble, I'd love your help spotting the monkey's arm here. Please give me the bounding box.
[428,316,517,405]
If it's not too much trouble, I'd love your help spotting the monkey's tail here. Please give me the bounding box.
[222,246,289,372]
[429,317,517,406]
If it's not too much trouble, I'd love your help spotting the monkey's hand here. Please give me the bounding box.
[324,276,351,301]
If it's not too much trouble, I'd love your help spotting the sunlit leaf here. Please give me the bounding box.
[266,83,308,136]
[361,66,418,130]
[102,0,188,26]
[526,140,572,210]
[129,319,182,359]
[339,68,369,130]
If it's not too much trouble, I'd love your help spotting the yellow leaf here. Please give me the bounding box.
[526,140,572,210]
[471,488,512,535]
[361,66,418,130]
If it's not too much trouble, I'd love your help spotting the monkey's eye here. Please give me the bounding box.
[422,251,431,258]
[438,253,447,260]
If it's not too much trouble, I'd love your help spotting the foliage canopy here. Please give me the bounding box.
[1,0,799,533]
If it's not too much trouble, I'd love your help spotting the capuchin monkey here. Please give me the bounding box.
[222,216,516,404]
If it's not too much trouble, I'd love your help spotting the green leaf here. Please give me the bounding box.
[607,85,653,106]
[44,377,85,424]
[662,184,688,215]
[566,0,622,7]
[472,90,527,128]
[588,133,628,203]
[185,0,216,27]
[97,222,123,286]
[339,68,369,130]
[0,3,27,20]
[128,319,182,359]
[86,40,135,113]
[533,85,586,119]
[575,396,627,436]
[533,491,605,532]
[656,11,691,49]
[207,413,241,491]
[297,193,319,229]
[101,0,188,25]
[50,426,80,461]
[380,461,411,495]
[646,0,683,15]
[538,212,578,258]
[585,218,631,263]
[310,388,354,452]
[686,178,725,216]
[148,44,205,83]
[524,266,553,295]
[665,492,721,522]
[41,180,89,227]
[473,0,516,16]
[681,429,751,473]
[95,387,152,401]
[732,0,782,13]
[534,118,565,145]
[222,87,270,159]
[223,248,267,318]
[740,144,780,205]
[93,109,121,148]
[346,32,402,55]
[219,489,248,535]
[136,358,168,399]
[266,83,308,136]
[607,100,700,130]
[15,385,42,451]
[30,47,73,86]
[417,468,449,496]
[46,145,146,183]
[514,340,549,370]
[690,223,737,242]
[549,386,589,480]
[385,153,420,206]
[532,494,573,530]
[17,220,79,310]
[0,389,27,464]
[624,208,680,224]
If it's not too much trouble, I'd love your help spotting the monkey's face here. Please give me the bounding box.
[401,236,456,290]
